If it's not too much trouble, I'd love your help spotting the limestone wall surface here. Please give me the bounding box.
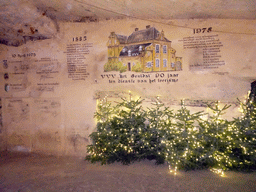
[0,19,255,155]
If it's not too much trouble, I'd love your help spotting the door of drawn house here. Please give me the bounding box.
[128,62,131,71]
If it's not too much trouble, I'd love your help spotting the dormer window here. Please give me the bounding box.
[146,62,152,68]
[122,48,127,53]
[128,50,131,56]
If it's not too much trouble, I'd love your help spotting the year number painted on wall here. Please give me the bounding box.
[72,36,87,42]
[193,27,212,34]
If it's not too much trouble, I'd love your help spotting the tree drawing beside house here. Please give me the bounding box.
[104,25,182,73]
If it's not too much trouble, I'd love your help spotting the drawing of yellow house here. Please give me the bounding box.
[104,25,182,73]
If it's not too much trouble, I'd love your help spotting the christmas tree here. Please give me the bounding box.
[86,94,256,173]
[86,97,154,164]
[199,101,232,172]
[231,98,256,170]
[146,97,174,164]
[165,100,204,173]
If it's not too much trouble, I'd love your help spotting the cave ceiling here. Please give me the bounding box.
[0,0,255,46]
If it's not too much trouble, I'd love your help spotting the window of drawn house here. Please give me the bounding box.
[163,45,167,54]
[155,59,160,68]
[171,62,175,68]
[155,44,160,53]
[147,62,152,68]
[163,59,167,67]
[128,50,131,56]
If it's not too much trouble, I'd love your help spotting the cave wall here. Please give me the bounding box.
[0,19,255,155]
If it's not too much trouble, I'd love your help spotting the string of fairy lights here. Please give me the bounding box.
[86,92,256,176]
[74,1,256,175]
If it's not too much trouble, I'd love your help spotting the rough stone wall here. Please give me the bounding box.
[0,19,255,156]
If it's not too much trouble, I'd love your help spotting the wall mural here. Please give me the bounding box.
[66,42,92,80]
[0,19,254,157]
[104,25,182,73]
[99,24,227,87]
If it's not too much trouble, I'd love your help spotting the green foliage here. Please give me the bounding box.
[104,61,127,73]
[146,98,174,164]
[86,98,150,164]
[165,101,204,170]
[231,99,256,170]
[86,96,256,172]
[132,62,143,72]
[199,102,232,170]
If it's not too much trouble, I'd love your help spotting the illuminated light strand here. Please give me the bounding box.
[210,168,225,177]
[87,95,256,175]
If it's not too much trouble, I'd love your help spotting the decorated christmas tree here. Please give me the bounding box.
[146,97,174,164]
[86,94,256,173]
[86,97,151,164]
[199,101,232,173]
[165,100,204,173]
[231,98,256,170]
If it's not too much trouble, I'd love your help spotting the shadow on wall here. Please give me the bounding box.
[69,134,89,152]
[249,80,256,101]
[0,136,4,151]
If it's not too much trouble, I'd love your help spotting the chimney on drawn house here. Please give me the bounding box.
[146,25,150,29]
[135,28,139,31]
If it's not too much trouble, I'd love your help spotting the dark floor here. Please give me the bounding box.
[0,151,255,192]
